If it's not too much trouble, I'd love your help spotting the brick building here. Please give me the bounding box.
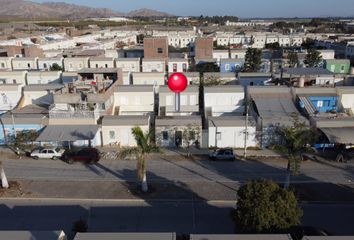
[195,37,213,59]
[143,37,168,59]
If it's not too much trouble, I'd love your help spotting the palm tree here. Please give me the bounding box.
[119,126,159,193]
[0,162,9,189]
[271,115,316,188]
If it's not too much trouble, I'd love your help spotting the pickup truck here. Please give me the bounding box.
[30,147,65,160]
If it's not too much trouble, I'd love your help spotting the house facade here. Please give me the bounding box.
[220,59,244,73]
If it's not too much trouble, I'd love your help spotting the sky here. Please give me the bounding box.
[32,0,354,18]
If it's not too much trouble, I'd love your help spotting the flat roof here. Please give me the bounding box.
[320,127,354,144]
[74,232,175,240]
[204,85,244,93]
[24,84,64,91]
[156,116,202,126]
[37,125,99,142]
[159,85,198,93]
[102,115,149,126]
[115,58,140,61]
[282,68,333,76]
[78,68,120,74]
[190,234,292,240]
[209,116,254,127]
[0,231,64,240]
[115,85,154,93]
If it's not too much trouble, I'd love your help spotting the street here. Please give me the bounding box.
[1,156,354,184]
[0,199,353,237]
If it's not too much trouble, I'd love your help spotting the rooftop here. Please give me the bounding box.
[282,68,333,76]
[74,232,175,240]
[102,115,149,126]
[24,84,64,92]
[156,116,202,126]
[115,85,154,93]
[204,85,244,93]
[78,68,121,74]
[209,116,254,127]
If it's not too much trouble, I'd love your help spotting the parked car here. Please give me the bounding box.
[209,148,235,161]
[30,147,65,160]
[307,144,354,162]
[63,148,100,164]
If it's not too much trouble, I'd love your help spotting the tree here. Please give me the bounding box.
[49,63,63,71]
[137,34,145,44]
[243,48,262,72]
[195,62,220,73]
[182,124,201,158]
[232,179,302,233]
[304,48,322,67]
[13,130,39,149]
[288,52,299,68]
[270,115,317,188]
[119,127,159,192]
[265,42,280,50]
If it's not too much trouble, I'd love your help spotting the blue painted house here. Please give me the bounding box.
[0,105,48,145]
[298,94,338,115]
[220,59,244,73]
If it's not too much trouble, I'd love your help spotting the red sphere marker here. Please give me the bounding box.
[168,73,188,93]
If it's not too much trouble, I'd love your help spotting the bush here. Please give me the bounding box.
[232,179,302,233]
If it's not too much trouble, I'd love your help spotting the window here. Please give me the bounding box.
[225,64,230,71]
[341,65,345,71]
[27,63,31,68]
[182,63,187,72]
[43,63,47,69]
[109,130,115,140]
[216,132,222,141]
[173,63,177,72]
[162,131,168,140]
[105,64,108,68]
[317,101,323,108]
[1,63,5,68]
[47,150,54,154]
[157,48,163,54]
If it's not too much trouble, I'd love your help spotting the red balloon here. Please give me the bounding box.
[168,73,188,93]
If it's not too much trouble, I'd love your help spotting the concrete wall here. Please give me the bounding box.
[142,60,165,72]
[204,92,244,116]
[113,92,154,115]
[90,59,115,68]
[27,71,62,84]
[156,125,202,147]
[12,58,38,70]
[168,61,188,73]
[208,126,257,148]
[63,58,89,72]
[37,58,64,71]
[115,59,140,72]
[102,125,149,146]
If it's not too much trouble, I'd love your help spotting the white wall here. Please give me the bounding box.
[64,58,89,72]
[205,92,244,116]
[113,92,154,115]
[0,57,12,70]
[23,91,54,106]
[168,61,188,73]
[27,72,62,84]
[132,73,165,85]
[115,60,140,72]
[208,126,257,148]
[142,60,165,73]
[102,125,149,146]
[37,58,64,71]
[90,59,115,68]
[340,93,354,113]
[12,58,38,70]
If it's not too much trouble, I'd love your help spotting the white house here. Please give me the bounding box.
[26,71,62,85]
[12,57,38,70]
[131,72,165,85]
[168,59,189,73]
[338,87,354,114]
[0,57,13,70]
[0,83,23,114]
[0,71,27,85]
[230,49,247,59]
[115,58,140,72]
[318,49,335,60]
[37,58,64,71]
[208,116,258,148]
[155,116,202,147]
[114,85,155,116]
[101,115,150,147]
[22,84,64,107]
[204,85,245,117]
[159,85,199,116]
[213,50,230,65]
[346,43,354,58]
[63,57,89,72]
[142,59,165,73]
[89,57,115,68]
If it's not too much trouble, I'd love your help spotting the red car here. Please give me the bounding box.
[63,148,100,164]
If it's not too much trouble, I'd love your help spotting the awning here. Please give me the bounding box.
[320,127,354,144]
[37,125,99,142]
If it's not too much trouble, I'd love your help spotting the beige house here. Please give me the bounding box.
[131,72,165,85]
[0,71,27,84]
[63,57,89,72]
[12,57,38,70]
[26,71,62,85]
[89,57,115,68]
[159,85,199,116]
[114,85,155,116]
[102,115,150,147]
[22,84,64,107]
[142,58,166,72]
[115,58,141,72]
[0,57,13,70]
[168,58,189,73]
[155,116,202,147]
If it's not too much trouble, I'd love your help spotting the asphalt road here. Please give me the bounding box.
[0,199,353,238]
[1,157,354,185]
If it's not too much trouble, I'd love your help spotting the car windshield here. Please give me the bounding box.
[55,148,61,152]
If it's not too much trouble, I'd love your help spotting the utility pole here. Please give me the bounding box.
[243,102,248,160]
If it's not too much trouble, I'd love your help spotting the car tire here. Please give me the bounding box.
[52,156,58,160]
[67,159,74,164]
[33,156,39,160]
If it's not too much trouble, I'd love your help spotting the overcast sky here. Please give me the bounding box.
[32,0,354,18]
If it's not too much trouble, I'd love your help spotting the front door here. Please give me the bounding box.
[175,131,182,147]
